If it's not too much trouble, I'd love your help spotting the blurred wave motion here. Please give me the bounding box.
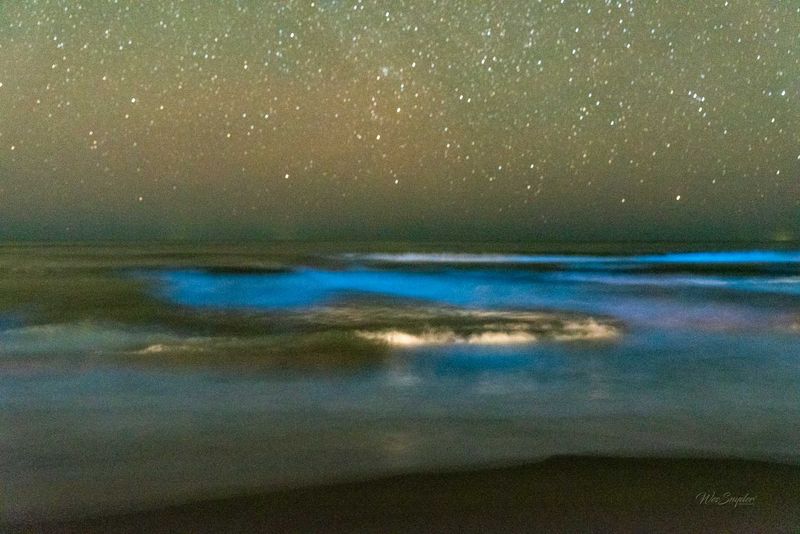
[2,243,800,520]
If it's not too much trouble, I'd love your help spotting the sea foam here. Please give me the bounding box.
[357,329,539,346]
[357,317,619,347]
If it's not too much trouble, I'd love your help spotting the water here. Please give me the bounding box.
[2,243,799,520]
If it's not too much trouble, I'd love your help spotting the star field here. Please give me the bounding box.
[0,0,798,241]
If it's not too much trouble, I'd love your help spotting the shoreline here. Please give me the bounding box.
[8,455,800,533]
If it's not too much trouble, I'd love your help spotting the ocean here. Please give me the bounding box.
[2,242,799,520]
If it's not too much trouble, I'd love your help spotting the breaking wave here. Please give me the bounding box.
[356,316,619,347]
[358,329,538,346]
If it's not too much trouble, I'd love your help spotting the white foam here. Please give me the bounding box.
[358,330,457,346]
[134,340,204,354]
[357,316,619,347]
[552,319,620,341]
[465,331,539,344]
[357,329,538,346]
[136,343,175,354]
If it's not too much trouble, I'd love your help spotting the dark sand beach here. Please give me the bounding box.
[9,455,800,533]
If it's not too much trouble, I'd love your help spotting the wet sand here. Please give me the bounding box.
[8,455,800,533]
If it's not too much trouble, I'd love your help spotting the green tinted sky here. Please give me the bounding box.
[0,0,798,242]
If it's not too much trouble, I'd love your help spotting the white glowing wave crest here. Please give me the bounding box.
[357,329,537,346]
[357,318,619,347]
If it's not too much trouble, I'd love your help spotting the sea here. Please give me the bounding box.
[2,242,799,520]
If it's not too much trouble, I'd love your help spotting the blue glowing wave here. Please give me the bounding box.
[155,268,572,310]
[154,264,800,314]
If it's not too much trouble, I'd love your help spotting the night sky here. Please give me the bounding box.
[1,1,798,242]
